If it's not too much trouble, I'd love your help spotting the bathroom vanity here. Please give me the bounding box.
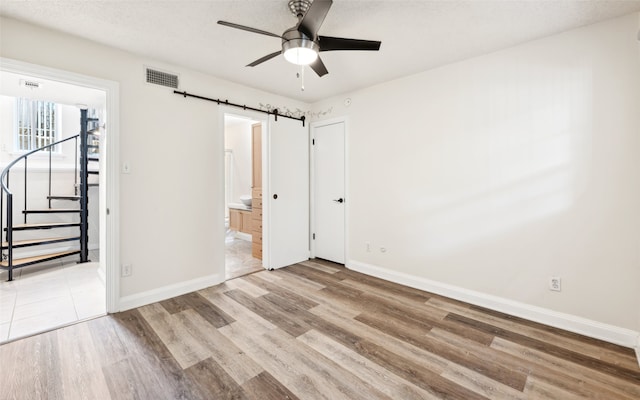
[229,207,252,234]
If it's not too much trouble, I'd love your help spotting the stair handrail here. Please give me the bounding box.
[0,134,80,280]
[1,134,80,194]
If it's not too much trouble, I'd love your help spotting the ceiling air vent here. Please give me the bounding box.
[145,67,179,89]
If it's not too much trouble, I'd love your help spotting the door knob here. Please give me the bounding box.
[333,198,344,203]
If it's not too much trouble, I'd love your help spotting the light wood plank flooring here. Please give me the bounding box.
[1,259,639,399]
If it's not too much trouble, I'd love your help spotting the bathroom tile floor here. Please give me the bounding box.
[0,250,104,344]
[225,229,263,280]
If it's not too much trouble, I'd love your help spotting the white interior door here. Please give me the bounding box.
[313,121,345,264]
[265,116,309,269]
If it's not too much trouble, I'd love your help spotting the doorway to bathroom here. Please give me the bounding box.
[223,113,263,279]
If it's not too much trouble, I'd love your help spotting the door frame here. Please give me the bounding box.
[310,116,348,264]
[219,107,268,274]
[0,57,120,312]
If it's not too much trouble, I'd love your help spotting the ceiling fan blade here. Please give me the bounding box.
[318,36,381,52]
[218,20,282,39]
[309,56,329,77]
[297,0,333,39]
[247,51,282,67]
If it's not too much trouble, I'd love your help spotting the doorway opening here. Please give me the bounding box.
[0,59,118,343]
[223,113,264,280]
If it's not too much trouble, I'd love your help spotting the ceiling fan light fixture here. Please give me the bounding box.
[283,38,319,65]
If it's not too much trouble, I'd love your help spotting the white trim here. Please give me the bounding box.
[347,259,640,349]
[309,126,316,259]
[104,74,120,314]
[234,231,252,241]
[636,338,640,367]
[119,272,224,311]
[0,57,120,315]
[344,117,350,268]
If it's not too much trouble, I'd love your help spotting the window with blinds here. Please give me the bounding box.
[15,98,59,152]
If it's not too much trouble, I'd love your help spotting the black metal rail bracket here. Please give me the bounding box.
[174,90,306,127]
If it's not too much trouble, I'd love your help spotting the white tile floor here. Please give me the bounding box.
[0,250,105,343]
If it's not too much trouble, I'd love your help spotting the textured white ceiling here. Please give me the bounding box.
[1,0,640,103]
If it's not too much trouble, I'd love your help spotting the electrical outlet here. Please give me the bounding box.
[122,264,132,277]
[549,277,561,292]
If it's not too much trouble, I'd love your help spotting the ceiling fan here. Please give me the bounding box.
[218,0,381,77]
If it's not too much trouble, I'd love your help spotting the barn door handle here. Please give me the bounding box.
[333,198,344,203]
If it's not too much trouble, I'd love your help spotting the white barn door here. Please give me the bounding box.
[264,116,309,269]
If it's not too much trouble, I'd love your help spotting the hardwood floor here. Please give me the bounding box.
[1,259,639,399]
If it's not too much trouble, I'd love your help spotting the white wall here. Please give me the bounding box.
[312,13,640,336]
[0,16,308,301]
[224,119,253,204]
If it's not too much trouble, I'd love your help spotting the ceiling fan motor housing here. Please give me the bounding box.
[288,0,312,18]
[282,28,319,65]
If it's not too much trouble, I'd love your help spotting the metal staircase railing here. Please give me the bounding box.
[0,109,94,281]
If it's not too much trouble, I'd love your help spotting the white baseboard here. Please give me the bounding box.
[118,272,225,312]
[347,260,640,350]
[636,338,640,368]
[234,232,252,241]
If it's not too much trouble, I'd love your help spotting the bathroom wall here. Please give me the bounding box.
[224,117,254,204]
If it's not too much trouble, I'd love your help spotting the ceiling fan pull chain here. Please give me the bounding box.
[300,65,305,91]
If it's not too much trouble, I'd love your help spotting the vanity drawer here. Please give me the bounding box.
[252,188,262,199]
[252,209,263,219]
[252,197,263,209]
